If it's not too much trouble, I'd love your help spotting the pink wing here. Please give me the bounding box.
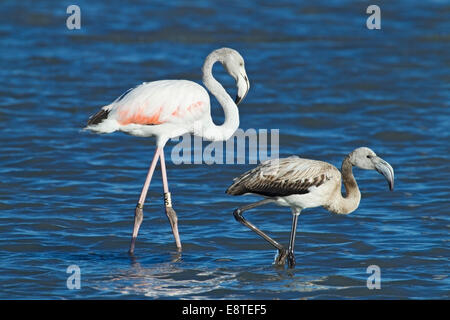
[104,80,210,126]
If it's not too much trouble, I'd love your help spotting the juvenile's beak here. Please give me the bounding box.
[235,73,250,105]
[373,157,395,191]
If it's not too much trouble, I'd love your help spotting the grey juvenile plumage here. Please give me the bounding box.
[227,157,335,197]
[226,147,394,268]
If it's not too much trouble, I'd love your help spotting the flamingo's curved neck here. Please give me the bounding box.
[199,52,239,141]
[331,156,361,214]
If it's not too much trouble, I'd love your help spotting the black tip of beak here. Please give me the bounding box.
[374,158,394,192]
[389,181,394,191]
[235,95,243,105]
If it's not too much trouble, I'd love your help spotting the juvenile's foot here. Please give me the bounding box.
[274,248,288,265]
[287,251,296,268]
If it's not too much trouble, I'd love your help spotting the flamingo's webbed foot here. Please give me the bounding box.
[274,248,288,266]
[129,204,144,254]
[165,198,182,250]
[287,251,296,268]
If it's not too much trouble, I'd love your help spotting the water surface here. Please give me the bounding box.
[0,0,449,299]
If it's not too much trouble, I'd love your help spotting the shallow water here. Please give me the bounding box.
[0,0,449,299]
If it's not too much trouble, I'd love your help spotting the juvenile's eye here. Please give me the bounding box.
[367,155,372,159]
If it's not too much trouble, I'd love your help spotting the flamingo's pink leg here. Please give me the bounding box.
[160,148,182,250]
[129,147,162,254]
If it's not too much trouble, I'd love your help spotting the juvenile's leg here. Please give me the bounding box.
[233,199,288,265]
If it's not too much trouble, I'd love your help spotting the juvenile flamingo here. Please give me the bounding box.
[226,147,394,268]
[86,48,250,254]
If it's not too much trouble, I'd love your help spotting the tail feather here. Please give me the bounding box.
[87,108,110,126]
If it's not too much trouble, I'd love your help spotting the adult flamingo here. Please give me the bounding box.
[85,48,250,254]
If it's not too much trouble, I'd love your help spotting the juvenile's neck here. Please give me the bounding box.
[331,156,361,214]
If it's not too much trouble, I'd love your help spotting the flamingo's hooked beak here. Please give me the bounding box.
[235,73,250,105]
[373,157,395,191]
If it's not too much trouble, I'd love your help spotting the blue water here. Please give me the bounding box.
[0,0,449,299]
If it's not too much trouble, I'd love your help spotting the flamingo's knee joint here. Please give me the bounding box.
[233,208,243,222]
